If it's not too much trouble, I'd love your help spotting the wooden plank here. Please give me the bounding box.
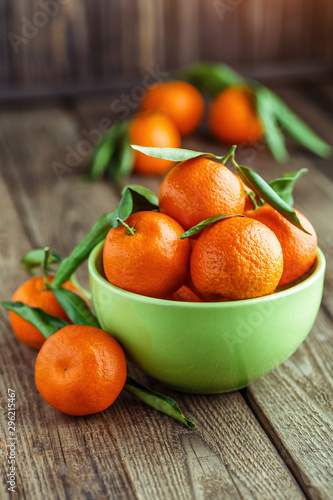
[245,309,333,499]
[0,102,306,498]
[243,86,333,498]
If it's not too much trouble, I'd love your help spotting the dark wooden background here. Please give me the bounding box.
[1,0,333,99]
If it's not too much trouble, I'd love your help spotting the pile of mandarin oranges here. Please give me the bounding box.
[103,153,318,303]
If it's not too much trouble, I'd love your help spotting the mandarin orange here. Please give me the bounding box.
[103,211,191,298]
[246,204,318,285]
[35,325,127,416]
[159,156,245,231]
[9,275,82,350]
[141,81,204,136]
[209,86,263,145]
[190,216,283,300]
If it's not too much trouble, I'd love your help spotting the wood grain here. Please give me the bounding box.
[245,310,333,499]
[0,101,307,499]
[1,0,333,96]
[243,85,333,499]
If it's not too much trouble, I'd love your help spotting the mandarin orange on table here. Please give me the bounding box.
[103,211,191,298]
[9,275,82,350]
[190,216,283,301]
[35,325,127,416]
[128,110,181,175]
[159,156,245,231]
[209,85,263,145]
[246,204,318,285]
[141,81,204,136]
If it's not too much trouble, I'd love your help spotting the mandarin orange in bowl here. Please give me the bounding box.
[89,237,325,394]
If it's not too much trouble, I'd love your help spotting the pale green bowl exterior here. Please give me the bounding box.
[89,241,325,394]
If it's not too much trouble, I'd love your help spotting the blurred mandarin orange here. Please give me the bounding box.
[128,111,181,175]
[209,86,263,145]
[141,81,204,136]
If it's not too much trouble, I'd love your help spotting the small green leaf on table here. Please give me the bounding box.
[1,301,68,339]
[131,145,215,163]
[109,134,135,182]
[90,121,130,180]
[124,376,196,429]
[255,87,289,163]
[179,61,244,95]
[268,90,332,159]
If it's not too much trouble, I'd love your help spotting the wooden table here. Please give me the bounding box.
[0,81,333,500]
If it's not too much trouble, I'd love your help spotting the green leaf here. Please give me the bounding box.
[235,163,311,234]
[180,214,245,239]
[130,145,237,165]
[121,184,159,207]
[255,87,289,163]
[131,145,216,163]
[1,301,68,339]
[90,122,130,180]
[268,168,307,206]
[51,287,100,327]
[21,249,62,276]
[109,185,159,228]
[90,137,114,180]
[179,61,244,95]
[52,212,114,288]
[110,135,135,182]
[268,91,332,158]
[108,188,133,228]
[124,376,196,429]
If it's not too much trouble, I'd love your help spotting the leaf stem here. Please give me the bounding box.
[116,217,136,235]
[220,145,237,164]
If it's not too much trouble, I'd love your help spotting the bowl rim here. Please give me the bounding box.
[88,240,326,308]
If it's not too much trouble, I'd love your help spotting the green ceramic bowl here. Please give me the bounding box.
[88,241,325,393]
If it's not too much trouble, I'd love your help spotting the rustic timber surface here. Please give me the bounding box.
[0,81,332,500]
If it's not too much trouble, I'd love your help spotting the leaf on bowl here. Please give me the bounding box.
[235,163,311,234]
[180,214,245,239]
[109,185,159,228]
[268,168,308,206]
